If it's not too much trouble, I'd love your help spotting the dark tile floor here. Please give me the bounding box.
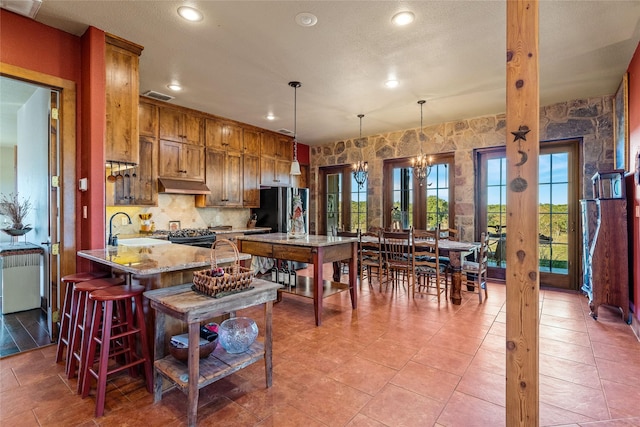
[0,298,52,357]
[1,267,639,426]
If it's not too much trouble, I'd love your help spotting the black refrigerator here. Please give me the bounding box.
[252,187,309,270]
[252,187,309,234]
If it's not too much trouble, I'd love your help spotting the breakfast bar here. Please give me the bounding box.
[236,233,358,326]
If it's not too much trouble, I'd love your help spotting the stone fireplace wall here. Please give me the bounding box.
[309,96,614,240]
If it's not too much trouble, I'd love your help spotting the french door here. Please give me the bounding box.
[476,140,580,289]
[318,165,367,234]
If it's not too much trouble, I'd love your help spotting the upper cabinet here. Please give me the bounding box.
[260,132,292,187]
[138,101,158,137]
[105,34,143,164]
[205,119,242,152]
[243,128,262,154]
[159,106,203,145]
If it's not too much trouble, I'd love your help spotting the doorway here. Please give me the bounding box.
[476,139,581,290]
[0,73,64,355]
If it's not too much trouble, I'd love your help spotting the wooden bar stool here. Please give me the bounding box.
[67,277,124,383]
[55,272,109,367]
[81,284,153,417]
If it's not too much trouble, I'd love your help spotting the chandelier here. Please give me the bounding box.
[289,81,302,176]
[411,100,432,186]
[352,113,368,189]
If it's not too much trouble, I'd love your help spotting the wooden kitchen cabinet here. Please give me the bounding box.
[105,34,143,164]
[243,154,260,207]
[205,118,242,152]
[196,148,242,207]
[243,128,262,154]
[260,132,292,186]
[158,140,204,181]
[134,135,158,205]
[139,100,158,137]
[159,106,203,145]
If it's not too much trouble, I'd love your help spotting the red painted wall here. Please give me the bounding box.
[627,43,640,329]
[0,10,81,82]
[0,10,106,267]
[79,27,106,265]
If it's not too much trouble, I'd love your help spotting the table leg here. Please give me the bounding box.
[313,248,324,326]
[332,261,341,282]
[264,300,273,387]
[348,241,358,309]
[449,252,462,305]
[187,322,200,427]
[153,311,165,403]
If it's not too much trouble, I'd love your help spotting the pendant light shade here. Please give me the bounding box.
[411,100,433,186]
[289,81,302,176]
[352,114,368,189]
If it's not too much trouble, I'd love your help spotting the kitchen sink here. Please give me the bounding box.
[117,238,172,247]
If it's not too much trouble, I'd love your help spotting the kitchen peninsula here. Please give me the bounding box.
[78,242,252,343]
[236,233,358,326]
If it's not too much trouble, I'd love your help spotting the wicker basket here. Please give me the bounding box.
[192,238,254,297]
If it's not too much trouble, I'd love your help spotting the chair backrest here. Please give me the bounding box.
[439,227,459,241]
[382,229,411,264]
[360,230,383,262]
[477,232,489,274]
[412,228,440,272]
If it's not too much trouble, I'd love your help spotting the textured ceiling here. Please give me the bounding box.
[3,1,640,146]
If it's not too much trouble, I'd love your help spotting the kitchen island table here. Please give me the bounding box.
[236,233,358,326]
[77,243,252,354]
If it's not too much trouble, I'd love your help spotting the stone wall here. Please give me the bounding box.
[309,96,614,239]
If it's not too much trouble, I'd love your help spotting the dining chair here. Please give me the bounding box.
[439,226,460,241]
[382,229,412,293]
[412,228,448,302]
[359,230,385,289]
[461,232,489,302]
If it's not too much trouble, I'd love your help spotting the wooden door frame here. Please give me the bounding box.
[318,165,353,235]
[475,139,582,289]
[1,62,77,336]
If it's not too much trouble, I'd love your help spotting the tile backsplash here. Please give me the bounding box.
[106,194,252,236]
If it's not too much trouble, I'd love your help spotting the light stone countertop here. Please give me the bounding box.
[78,243,250,276]
[236,233,358,247]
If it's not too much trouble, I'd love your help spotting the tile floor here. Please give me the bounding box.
[1,268,639,426]
[0,300,51,357]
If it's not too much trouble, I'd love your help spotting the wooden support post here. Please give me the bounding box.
[506,1,540,425]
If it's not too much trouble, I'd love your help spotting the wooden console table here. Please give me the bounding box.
[237,233,358,326]
[144,279,280,427]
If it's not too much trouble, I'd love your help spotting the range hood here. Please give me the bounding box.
[158,178,211,195]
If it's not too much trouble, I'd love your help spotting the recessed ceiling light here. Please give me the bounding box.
[167,83,182,91]
[295,12,318,27]
[265,114,277,121]
[177,6,203,22]
[385,80,399,88]
[391,11,415,26]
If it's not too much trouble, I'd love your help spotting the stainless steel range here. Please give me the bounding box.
[162,228,217,248]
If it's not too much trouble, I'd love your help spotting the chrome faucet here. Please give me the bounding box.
[108,212,132,246]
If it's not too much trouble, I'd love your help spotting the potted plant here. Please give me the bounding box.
[0,192,32,236]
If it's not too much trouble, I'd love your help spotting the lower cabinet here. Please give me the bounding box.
[196,149,242,207]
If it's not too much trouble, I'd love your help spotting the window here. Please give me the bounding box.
[383,154,455,230]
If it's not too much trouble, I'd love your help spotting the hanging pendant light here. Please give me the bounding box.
[352,114,368,189]
[411,100,433,186]
[289,81,302,176]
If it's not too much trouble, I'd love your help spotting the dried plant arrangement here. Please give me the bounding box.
[0,192,32,230]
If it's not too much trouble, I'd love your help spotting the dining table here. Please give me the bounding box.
[360,234,479,304]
